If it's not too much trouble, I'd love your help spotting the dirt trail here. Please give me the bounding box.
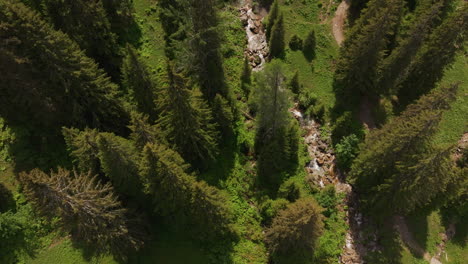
[332,0,350,46]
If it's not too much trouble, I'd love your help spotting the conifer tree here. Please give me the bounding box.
[0,1,129,134]
[375,146,456,214]
[96,133,143,199]
[349,0,370,22]
[158,0,186,59]
[128,112,163,150]
[101,0,134,41]
[396,3,468,104]
[19,168,144,255]
[254,62,295,188]
[349,84,458,213]
[377,0,449,95]
[269,13,285,58]
[121,45,158,121]
[42,0,122,79]
[140,143,232,238]
[62,127,100,175]
[182,0,226,100]
[157,64,218,167]
[265,197,323,257]
[266,0,280,40]
[334,0,404,98]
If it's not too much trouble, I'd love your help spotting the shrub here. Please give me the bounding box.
[335,134,360,171]
[278,178,302,202]
[260,198,289,225]
[315,185,338,217]
[298,89,318,111]
[331,111,364,144]
[289,34,303,51]
[265,197,323,257]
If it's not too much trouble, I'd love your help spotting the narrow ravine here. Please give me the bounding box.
[291,106,377,264]
[240,0,269,71]
[240,1,375,263]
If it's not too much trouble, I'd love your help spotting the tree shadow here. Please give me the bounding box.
[127,216,237,264]
[0,183,15,212]
[303,49,315,62]
[440,204,468,247]
[405,208,431,254]
[364,221,404,264]
[198,134,237,187]
[5,124,71,174]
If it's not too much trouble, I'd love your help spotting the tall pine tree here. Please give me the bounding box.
[266,0,280,40]
[181,0,226,100]
[0,1,129,135]
[96,133,143,200]
[334,0,404,99]
[377,0,449,95]
[157,64,218,167]
[396,3,467,104]
[140,143,233,238]
[41,0,122,79]
[269,13,285,58]
[254,62,297,189]
[349,84,459,214]
[19,168,144,256]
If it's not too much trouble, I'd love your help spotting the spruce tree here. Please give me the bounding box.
[396,3,468,104]
[101,0,134,41]
[269,13,285,58]
[375,146,456,214]
[0,1,129,134]
[254,62,294,188]
[121,45,158,121]
[157,64,218,167]
[265,197,323,257]
[158,0,186,59]
[42,0,122,79]
[96,133,143,199]
[19,168,144,255]
[349,84,458,213]
[140,143,232,238]
[128,111,163,150]
[377,0,449,95]
[62,127,100,175]
[182,0,226,100]
[334,0,404,98]
[266,0,280,40]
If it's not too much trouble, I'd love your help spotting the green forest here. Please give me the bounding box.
[0,0,466,263]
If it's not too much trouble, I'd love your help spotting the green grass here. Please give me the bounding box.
[407,210,445,255]
[25,239,117,264]
[432,52,468,147]
[280,0,340,119]
[132,0,166,71]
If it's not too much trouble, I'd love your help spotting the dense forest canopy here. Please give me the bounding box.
[0,0,466,263]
